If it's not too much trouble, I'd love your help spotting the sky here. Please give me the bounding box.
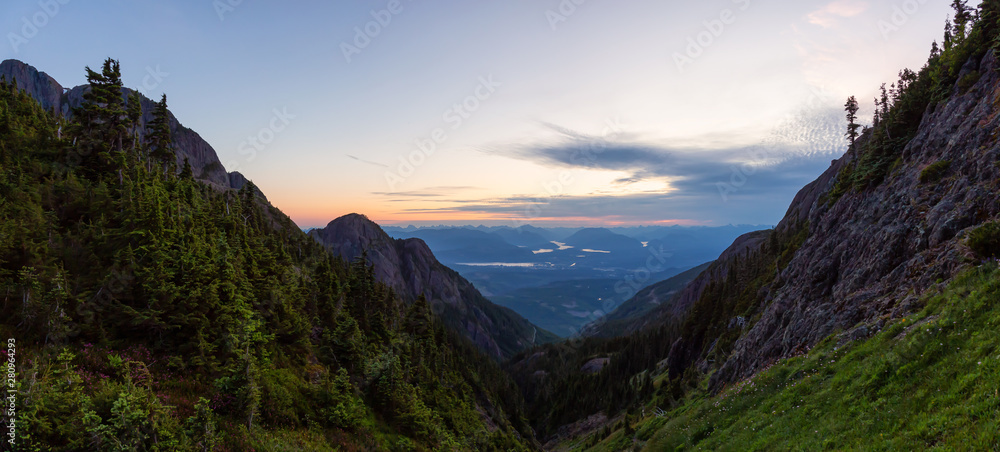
[1,0,971,227]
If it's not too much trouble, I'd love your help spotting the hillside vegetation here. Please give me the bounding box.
[0,66,533,451]
[577,262,1000,451]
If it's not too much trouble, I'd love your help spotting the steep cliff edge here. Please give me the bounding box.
[710,49,1000,386]
[681,50,1000,389]
[310,214,557,359]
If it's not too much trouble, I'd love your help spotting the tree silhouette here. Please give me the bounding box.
[146,94,174,174]
[844,96,860,150]
[952,0,972,40]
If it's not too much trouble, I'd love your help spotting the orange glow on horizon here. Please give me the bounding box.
[285,205,711,228]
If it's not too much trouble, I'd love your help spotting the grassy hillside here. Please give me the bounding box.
[0,66,534,451]
[574,261,1000,451]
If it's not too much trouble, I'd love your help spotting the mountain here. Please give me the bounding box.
[0,59,234,189]
[0,87,534,449]
[562,228,643,252]
[0,61,541,450]
[509,16,1000,447]
[579,261,712,338]
[705,47,1000,387]
[386,227,535,263]
[577,46,1000,390]
[309,214,557,359]
[492,226,556,249]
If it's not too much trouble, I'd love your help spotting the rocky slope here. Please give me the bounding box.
[0,59,233,189]
[310,214,557,359]
[653,49,1000,390]
[711,49,1000,386]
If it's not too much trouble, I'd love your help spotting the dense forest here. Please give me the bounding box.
[0,62,534,450]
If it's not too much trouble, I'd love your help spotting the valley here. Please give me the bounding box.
[2,1,1000,451]
[383,224,763,336]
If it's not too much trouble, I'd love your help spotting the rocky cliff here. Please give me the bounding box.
[710,49,1000,386]
[310,214,557,359]
[0,59,233,189]
[643,50,1000,390]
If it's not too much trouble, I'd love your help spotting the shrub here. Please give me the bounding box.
[968,221,1000,258]
[957,70,981,94]
[919,160,951,184]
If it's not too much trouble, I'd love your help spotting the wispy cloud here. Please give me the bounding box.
[401,119,846,225]
[372,186,482,198]
[807,0,869,28]
[347,154,389,168]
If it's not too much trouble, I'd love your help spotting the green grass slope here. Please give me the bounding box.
[572,262,1000,451]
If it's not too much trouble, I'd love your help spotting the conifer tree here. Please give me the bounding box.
[126,90,143,155]
[872,98,881,127]
[70,58,127,177]
[146,94,174,174]
[980,0,1000,46]
[952,0,972,40]
[844,96,860,150]
[179,157,194,180]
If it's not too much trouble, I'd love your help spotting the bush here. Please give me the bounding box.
[957,70,981,94]
[919,160,951,184]
[968,221,1000,258]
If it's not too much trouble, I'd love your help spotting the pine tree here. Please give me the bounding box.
[873,98,881,127]
[844,96,860,150]
[952,0,972,40]
[980,0,1000,46]
[146,94,174,174]
[944,18,955,49]
[126,90,143,155]
[179,157,193,180]
[69,58,127,178]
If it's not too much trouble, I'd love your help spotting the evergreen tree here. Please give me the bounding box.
[180,157,194,180]
[146,94,174,174]
[844,96,860,150]
[952,0,972,40]
[69,58,127,178]
[126,90,143,155]
[872,97,881,127]
[980,0,1000,46]
[944,18,955,49]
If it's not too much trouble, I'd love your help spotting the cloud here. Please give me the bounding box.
[372,186,482,198]
[807,0,869,28]
[388,106,849,226]
[489,106,846,190]
[411,150,845,225]
[346,154,389,168]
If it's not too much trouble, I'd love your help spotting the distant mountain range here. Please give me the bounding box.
[382,223,766,335]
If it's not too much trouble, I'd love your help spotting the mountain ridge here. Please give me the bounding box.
[0,59,236,190]
[309,213,557,359]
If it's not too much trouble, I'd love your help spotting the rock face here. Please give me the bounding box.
[0,59,233,189]
[662,50,1000,389]
[310,214,556,359]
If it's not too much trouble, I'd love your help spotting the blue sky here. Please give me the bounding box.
[1,0,970,227]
